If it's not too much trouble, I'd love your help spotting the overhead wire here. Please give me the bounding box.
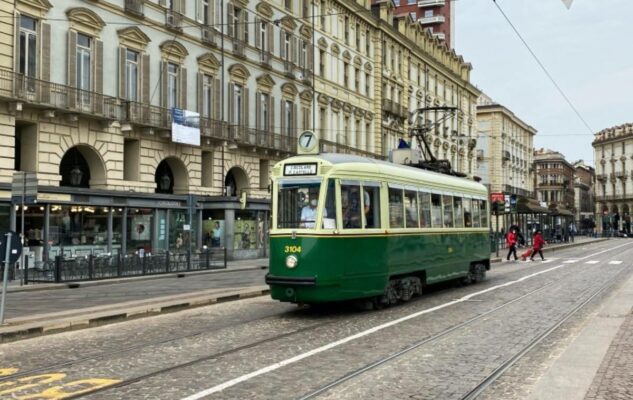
[491,0,595,135]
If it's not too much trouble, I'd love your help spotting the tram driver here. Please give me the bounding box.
[300,191,326,228]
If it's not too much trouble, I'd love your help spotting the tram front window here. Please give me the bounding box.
[277,179,323,229]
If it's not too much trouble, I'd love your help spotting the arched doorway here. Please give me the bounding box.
[224,167,248,197]
[155,157,189,194]
[59,145,106,188]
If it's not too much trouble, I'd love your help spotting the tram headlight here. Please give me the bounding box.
[285,255,298,269]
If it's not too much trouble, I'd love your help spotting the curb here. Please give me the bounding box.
[7,265,268,293]
[0,286,270,344]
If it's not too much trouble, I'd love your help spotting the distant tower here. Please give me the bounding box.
[390,0,453,48]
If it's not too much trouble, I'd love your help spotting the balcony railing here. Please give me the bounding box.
[201,27,215,46]
[283,60,294,77]
[260,51,272,68]
[233,40,245,58]
[502,150,511,161]
[419,15,446,25]
[165,10,183,31]
[0,69,120,120]
[124,0,144,17]
[320,139,385,160]
[418,0,445,6]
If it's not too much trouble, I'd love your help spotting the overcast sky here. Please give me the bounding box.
[455,0,633,167]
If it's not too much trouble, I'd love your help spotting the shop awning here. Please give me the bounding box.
[516,198,550,214]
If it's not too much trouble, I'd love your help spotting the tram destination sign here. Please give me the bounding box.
[284,163,318,176]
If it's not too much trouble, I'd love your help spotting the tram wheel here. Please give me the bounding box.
[471,263,486,283]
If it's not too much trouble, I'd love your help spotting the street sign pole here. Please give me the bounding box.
[20,171,25,285]
[0,232,13,324]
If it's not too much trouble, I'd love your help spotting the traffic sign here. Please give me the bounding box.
[504,195,510,213]
[0,231,22,265]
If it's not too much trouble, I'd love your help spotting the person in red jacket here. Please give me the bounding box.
[506,228,518,261]
[530,229,546,261]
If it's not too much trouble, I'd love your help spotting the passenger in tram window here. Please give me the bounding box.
[363,186,380,229]
[342,185,362,229]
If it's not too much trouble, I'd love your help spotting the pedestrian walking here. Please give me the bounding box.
[529,229,546,261]
[506,228,518,261]
[569,222,577,243]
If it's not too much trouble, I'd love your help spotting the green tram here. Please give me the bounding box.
[265,153,490,307]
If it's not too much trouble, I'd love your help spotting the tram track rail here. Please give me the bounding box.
[298,263,631,400]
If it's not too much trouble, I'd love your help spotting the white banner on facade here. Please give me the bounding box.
[171,108,201,146]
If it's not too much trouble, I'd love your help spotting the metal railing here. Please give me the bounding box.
[124,0,144,17]
[260,51,272,68]
[24,248,227,283]
[0,69,120,120]
[320,139,385,160]
[233,40,245,57]
[201,26,215,46]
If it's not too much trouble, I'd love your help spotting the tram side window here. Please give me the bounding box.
[443,195,454,228]
[363,184,381,229]
[388,188,404,228]
[463,198,472,227]
[431,194,442,228]
[341,183,362,229]
[404,190,419,228]
[453,197,464,228]
[480,200,489,228]
[419,192,431,228]
[472,200,481,228]
[322,179,337,229]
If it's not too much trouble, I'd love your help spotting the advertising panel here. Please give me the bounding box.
[171,108,201,146]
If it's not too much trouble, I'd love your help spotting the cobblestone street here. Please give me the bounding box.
[1,240,632,399]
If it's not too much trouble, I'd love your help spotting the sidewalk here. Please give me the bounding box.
[0,237,606,343]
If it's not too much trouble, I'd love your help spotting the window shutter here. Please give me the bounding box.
[241,10,248,43]
[214,78,221,120]
[291,36,297,64]
[159,0,166,6]
[95,40,103,94]
[119,47,126,99]
[67,30,77,88]
[280,31,285,59]
[195,0,202,22]
[298,40,304,68]
[267,23,274,54]
[254,18,260,48]
[269,96,274,134]
[307,43,313,69]
[179,66,187,109]
[160,61,167,108]
[228,82,234,124]
[255,92,261,131]
[197,72,203,114]
[40,22,51,103]
[280,99,285,135]
[13,11,20,74]
[178,0,186,14]
[141,54,150,103]
[226,4,234,38]
[243,87,249,128]
[293,103,298,136]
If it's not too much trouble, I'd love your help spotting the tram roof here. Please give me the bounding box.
[277,153,488,196]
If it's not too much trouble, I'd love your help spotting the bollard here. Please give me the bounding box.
[223,247,227,269]
[117,252,122,277]
[88,254,94,280]
[165,250,170,273]
[186,251,191,271]
[206,248,210,269]
[141,253,147,275]
[24,255,28,285]
[54,255,62,283]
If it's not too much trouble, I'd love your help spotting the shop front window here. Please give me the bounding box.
[202,210,225,248]
[49,205,109,257]
[235,211,257,250]
[170,210,196,252]
[0,204,10,233]
[112,208,124,255]
[127,208,153,254]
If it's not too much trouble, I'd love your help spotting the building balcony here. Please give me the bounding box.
[503,184,533,199]
[165,10,183,31]
[616,171,627,180]
[283,60,294,78]
[596,194,626,202]
[124,0,144,17]
[0,69,120,121]
[233,40,246,58]
[432,32,446,41]
[596,173,608,182]
[476,149,484,160]
[418,0,445,7]
[419,15,446,25]
[201,27,216,46]
[260,51,272,69]
[502,150,511,161]
[227,125,298,153]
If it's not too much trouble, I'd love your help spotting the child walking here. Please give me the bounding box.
[530,229,546,261]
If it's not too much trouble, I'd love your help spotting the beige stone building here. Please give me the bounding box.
[593,123,633,234]
[0,0,478,262]
[476,95,536,197]
[572,160,595,231]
